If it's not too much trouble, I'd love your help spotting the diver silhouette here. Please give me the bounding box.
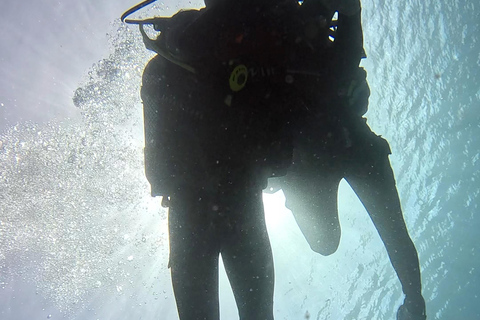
[124,0,426,319]
[266,0,427,319]
[128,0,299,318]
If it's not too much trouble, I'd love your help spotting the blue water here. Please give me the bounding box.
[1,1,479,319]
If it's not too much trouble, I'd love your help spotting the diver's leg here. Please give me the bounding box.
[344,136,425,315]
[168,193,220,320]
[220,188,275,320]
[282,164,343,255]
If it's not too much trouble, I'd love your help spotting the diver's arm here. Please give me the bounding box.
[310,0,364,74]
[334,9,365,70]
[317,0,367,118]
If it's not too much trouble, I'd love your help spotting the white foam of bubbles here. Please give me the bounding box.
[0,19,173,317]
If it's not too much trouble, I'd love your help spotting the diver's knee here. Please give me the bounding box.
[296,220,341,256]
[308,239,340,256]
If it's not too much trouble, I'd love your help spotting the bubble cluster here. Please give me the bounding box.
[0,20,168,314]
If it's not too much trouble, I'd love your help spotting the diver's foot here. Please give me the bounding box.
[397,294,426,320]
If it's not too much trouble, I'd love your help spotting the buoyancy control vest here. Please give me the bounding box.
[126,1,307,196]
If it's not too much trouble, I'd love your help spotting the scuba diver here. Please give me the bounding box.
[265,0,427,319]
[123,0,300,318]
[123,0,426,319]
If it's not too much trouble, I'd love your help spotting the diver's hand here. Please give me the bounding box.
[320,0,361,16]
[397,294,426,320]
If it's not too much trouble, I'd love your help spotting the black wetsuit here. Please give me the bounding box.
[140,1,425,318]
[142,36,276,320]
[270,2,425,317]
[141,2,299,319]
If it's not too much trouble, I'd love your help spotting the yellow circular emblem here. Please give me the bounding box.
[229,64,248,92]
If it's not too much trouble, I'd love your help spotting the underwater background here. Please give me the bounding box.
[1,0,479,319]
